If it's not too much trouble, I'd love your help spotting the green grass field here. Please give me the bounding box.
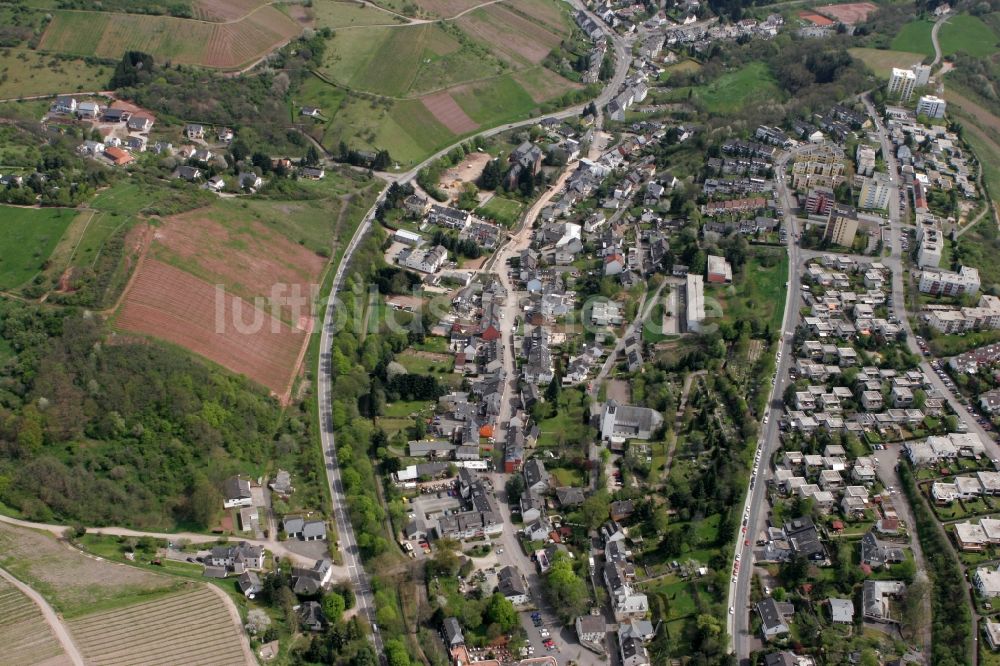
[891,19,935,58]
[0,206,76,290]
[709,253,789,332]
[939,14,999,57]
[310,0,405,28]
[694,62,783,115]
[475,195,522,226]
[453,73,536,124]
[848,47,926,78]
[0,50,110,99]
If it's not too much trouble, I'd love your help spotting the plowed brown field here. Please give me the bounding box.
[115,259,308,401]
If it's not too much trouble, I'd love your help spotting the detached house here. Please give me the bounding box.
[222,476,252,508]
[283,515,327,541]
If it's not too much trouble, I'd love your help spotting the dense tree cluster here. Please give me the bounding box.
[0,305,282,529]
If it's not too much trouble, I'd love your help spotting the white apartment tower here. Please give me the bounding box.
[888,68,917,101]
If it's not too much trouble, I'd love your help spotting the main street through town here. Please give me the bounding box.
[315,5,634,661]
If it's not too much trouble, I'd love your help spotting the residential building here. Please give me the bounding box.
[858,173,891,210]
[208,542,264,573]
[442,617,465,647]
[863,580,905,621]
[917,95,947,119]
[888,68,916,101]
[497,565,529,605]
[399,245,448,274]
[855,145,877,177]
[985,621,1000,650]
[823,205,859,248]
[576,614,606,653]
[805,186,836,215]
[828,597,854,624]
[757,598,795,640]
[707,254,733,283]
[283,515,327,541]
[222,476,252,508]
[976,566,1000,598]
[919,266,980,297]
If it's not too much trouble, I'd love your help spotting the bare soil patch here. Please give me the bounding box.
[606,379,631,404]
[438,151,491,200]
[421,92,478,134]
[814,2,876,24]
[115,259,308,401]
[457,4,563,65]
[151,209,325,323]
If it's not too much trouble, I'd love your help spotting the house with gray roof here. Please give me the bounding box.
[828,597,854,624]
[523,458,550,494]
[757,598,795,640]
[442,617,464,647]
[283,515,327,541]
[222,476,252,508]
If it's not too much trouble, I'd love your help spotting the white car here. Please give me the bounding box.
[729,605,735,615]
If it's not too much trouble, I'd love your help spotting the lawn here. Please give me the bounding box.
[694,62,783,115]
[549,467,584,487]
[645,577,698,620]
[848,47,926,78]
[0,49,110,98]
[658,59,702,82]
[709,252,789,333]
[475,195,523,226]
[395,349,454,375]
[0,206,76,291]
[891,19,935,58]
[535,387,590,449]
[939,14,999,57]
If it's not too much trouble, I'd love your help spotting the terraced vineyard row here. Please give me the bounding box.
[69,586,246,666]
[0,578,67,666]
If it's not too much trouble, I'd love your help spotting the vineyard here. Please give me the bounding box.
[115,259,308,401]
[0,577,67,665]
[69,586,248,666]
[38,6,300,69]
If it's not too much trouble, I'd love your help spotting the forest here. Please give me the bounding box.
[0,302,287,529]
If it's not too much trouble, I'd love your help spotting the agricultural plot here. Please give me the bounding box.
[0,206,76,291]
[0,522,179,618]
[452,74,537,125]
[456,3,567,66]
[0,49,109,99]
[512,65,581,103]
[0,576,68,666]
[310,0,404,28]
[148,204,327,316]
[115,258,309,400]
[190,0,269,21]
[69,585,247,666]
[848,47,926,78]
[38,6,300,69]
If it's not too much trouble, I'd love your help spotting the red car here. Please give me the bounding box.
[745,539,750,546]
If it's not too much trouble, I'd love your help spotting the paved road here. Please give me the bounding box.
[317,186,388,658]
[729,147,803,659]
[0,566,86,666]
